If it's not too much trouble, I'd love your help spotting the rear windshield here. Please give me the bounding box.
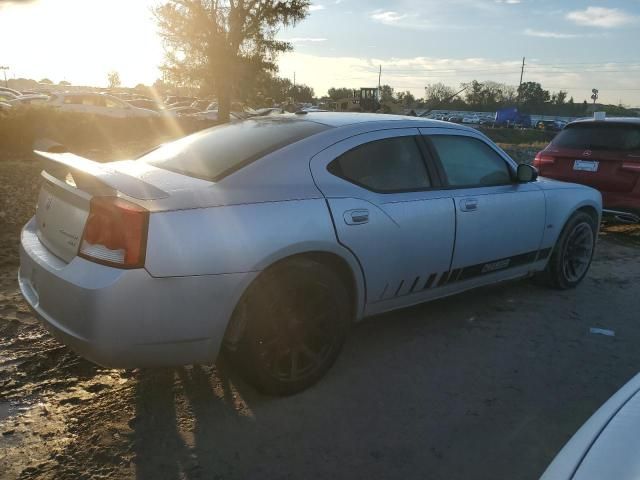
[552,123,640,151]
[140,118,330,181]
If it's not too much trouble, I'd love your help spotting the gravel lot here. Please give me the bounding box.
[1,157,640,480]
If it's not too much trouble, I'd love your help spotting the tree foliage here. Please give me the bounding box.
[107,71,121,89]
[327,87,355,101]
[154,0,310,122]
[517,81,550,106]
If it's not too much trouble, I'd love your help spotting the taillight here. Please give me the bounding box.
[79,196,149,269]
[533,152,556,167]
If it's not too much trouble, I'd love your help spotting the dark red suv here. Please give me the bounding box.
[534,118,640,213]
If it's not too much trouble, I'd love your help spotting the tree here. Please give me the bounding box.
[517,81,550,107]
[58,80,71,86]
[424,82,456,106]
[155,0,310,123]
[107,71,121,89]
[39,78,53,84]
[552,90,568,105]
[396,90,415,108]
[292,84,315,103]
[379,84,394,104]
[327,87,355,100]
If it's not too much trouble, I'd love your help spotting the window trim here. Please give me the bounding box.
[423,134,516,190]
[326,135,441,194]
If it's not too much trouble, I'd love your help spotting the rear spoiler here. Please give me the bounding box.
[34,150,169,200]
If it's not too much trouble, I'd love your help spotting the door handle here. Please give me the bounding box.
[344,209,369,225]
[460,198,478,212]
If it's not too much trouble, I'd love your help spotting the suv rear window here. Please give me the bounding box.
[140,118,330,181]
[553,123,640,151]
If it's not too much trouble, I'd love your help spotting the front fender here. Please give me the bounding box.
[540,184,602,249]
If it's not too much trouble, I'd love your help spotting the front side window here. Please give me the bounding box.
[429,135,512,187]
[328,136,431,192]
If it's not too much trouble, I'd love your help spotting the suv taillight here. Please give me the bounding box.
[533,152,556,167]
[79,197,149,269]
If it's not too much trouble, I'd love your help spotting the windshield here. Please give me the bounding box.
[552,123,640,151]
[140,117,330,181]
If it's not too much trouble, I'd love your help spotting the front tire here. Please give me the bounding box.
[540,211,597,289]
[226,258,351,396]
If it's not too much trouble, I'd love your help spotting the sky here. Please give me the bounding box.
[1,0,640,105]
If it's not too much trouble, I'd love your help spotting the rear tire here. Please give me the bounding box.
[226,258,351,396]
[538,211,597,289]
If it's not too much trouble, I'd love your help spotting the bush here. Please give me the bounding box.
[0,105,216,160]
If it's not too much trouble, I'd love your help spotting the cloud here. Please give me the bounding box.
[524,28,580,39]
[0,0,35,7]
[370,10,408,25]
[285,37,328,43]
[566,7,636,28]
[308,4,325,11]
[495,0,521,4]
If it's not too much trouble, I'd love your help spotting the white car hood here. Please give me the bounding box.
[542,373,640,480]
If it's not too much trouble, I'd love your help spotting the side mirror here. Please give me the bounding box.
[517,163,538,183]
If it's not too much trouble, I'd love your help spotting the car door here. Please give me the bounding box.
[310,128,456,306]
[421,129,547,282]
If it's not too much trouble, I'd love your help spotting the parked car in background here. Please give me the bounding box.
[191,99,212,111]
[0,86,22,96]
[446,115,463,123]
[164,96,197,107]
[48,92,159,118]
[20,113,601,395]
[536,120,564,132]
[534,117,640,214]
[190,110,245,122]
[541,373,640,480]
[162,106,201,117]
[7,94,49,105]
[0,91,19,103]
[127,99,164,111]
[462,115,480,124]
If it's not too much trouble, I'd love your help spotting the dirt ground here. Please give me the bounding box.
[1,157,640,480]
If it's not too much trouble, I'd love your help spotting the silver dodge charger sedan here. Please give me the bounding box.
[19,113,601,395]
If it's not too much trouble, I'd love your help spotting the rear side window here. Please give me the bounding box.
[328,136,431,192]
[553,123,640,151]
[430,135,512,187]
[141,118,330,181]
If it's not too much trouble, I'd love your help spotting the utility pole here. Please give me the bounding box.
[0,66,8,88]
[519,57,525,90]
[378,65,382,90]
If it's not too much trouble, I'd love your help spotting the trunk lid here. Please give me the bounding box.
[538,147,640,193]
[33,151,210,263]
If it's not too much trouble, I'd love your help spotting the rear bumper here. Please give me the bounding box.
[601,192,640,213]
[19,217,257,368]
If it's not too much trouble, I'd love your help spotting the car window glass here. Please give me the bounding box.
[430,135,512,187]
[553,124,640,151]
[328,136,431,192]
[104,97,124,108]
[141,118,330,181]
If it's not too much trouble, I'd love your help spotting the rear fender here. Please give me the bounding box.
[145,199,367,318]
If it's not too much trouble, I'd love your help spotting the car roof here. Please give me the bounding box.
[277,111,474,131]
[569,117,640,126]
